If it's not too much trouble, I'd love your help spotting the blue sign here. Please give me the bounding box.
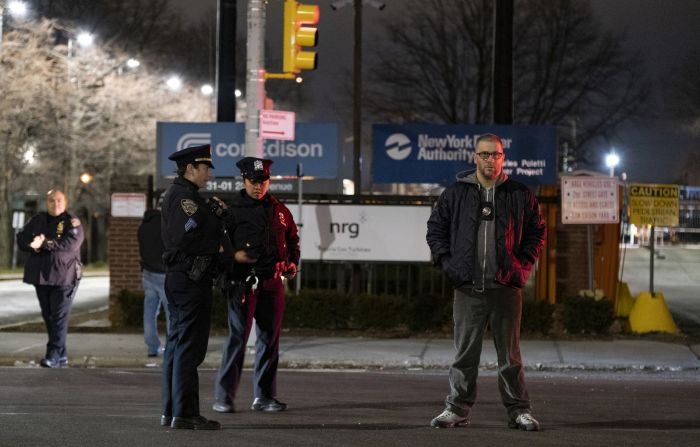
[157,122,338,179]
[372,124,557,185]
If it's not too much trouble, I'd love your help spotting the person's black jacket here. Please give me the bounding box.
[16,211,84,286]
[138,209,165,273]
[426,174,546,289]
[161,176,225,272]
[225,190,300,280]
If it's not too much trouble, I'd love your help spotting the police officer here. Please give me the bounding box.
[16,189,84,368]
[213,157,300,414]
[160,144,229,430]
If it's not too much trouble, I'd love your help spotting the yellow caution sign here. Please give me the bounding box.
[628,183,679,226]
[628,292,678,334]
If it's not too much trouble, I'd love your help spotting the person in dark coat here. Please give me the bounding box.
[137,206,170,357]
[16,189,84,368]
[159,144,230,430]
[212,157,300,414]
[426,133,546,431]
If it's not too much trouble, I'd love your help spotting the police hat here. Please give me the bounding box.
[236,157,273,181]
[168,144,215,169]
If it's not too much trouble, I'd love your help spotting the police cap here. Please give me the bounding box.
[236,157,273,181]
[168,144,215,169]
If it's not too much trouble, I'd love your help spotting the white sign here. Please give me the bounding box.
[260,110,295,141]
[12,211,25,229]
[561,176,619,224]
[290,204,432,262]
[111,193,147,218]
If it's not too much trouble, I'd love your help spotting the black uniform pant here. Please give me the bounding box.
[214,277,285,405]
[35,284,78,362]
[162,271,213,418]
[445,286,531,419]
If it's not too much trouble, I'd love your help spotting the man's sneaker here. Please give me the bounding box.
[430,409,469,428]
[509,412,540,431]
[251,398,287,412]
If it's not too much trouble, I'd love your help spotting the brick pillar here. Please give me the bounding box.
[108,217,143,325]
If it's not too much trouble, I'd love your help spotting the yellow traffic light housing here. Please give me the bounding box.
[283,0,320,74]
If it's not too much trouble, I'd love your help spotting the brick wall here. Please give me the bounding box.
[556,224,590,299]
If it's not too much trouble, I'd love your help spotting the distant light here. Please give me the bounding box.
[80,173,94,184]
[8,1,28,18]
[295,76,303,84]
[126,58,140,69]
[23,145,36,165]
[76,32,94,48]
[166,76,182,91]
[200,84,214,96]
[234,89,242,98]
[605,152,620,168]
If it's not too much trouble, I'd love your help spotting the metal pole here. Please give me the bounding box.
[245,0,266,157]
[296,163,303,294]
[586,224,594,290]
[650,224,655,296]
[352,0,362,195]
[493,0,513,124]
[216,0,238,122]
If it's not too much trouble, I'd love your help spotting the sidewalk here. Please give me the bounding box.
[2,330,699,372]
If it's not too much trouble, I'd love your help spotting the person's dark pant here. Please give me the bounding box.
[214,278,285,405]
[35,284,79,362]
[162,271,213,419]
[445,286,531,419]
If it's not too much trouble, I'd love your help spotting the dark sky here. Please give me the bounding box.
[172,0,700,184]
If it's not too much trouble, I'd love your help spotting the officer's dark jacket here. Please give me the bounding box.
[161,176,224,272]
[138,209,165,273]
[226,190,300,280]
[16,211,84,286]
[426,172,546,289]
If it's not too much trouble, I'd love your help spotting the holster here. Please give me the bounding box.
[187,255,213,282]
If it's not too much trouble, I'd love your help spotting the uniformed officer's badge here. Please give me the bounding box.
[278,212,286,227]
[254,159,264,171]
[181,199,198,216]
[481,202,494,221]
[56,221,65,238]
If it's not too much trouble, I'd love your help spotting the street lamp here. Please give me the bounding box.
[76,31,94,48]
[166,76,182,91]
[200,84,214,96]
[605,151,620,177]
[7,1,27,18]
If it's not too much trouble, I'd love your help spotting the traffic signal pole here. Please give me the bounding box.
[245,0,267,157]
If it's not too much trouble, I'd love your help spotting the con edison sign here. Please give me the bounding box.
[157,122,338,180]
[372,124,556,185]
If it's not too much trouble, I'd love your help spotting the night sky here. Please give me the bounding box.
[172,0,700,185]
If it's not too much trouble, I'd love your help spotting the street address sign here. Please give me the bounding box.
[260,110,295,141]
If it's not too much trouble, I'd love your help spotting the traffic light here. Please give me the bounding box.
[283,0,319,74]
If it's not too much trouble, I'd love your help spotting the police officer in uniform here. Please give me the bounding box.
[16,189,84,368]
[213,157,299,414]
[160,144,230,430]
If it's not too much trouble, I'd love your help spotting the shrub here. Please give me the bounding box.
[406,293,452,331]
[561,291,615,334]
[116,289,144,328]
[284,289,353,329]
[352,293,406,329]
[521,299,555,335]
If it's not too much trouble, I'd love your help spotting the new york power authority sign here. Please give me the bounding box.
[628,183,679,226]
[561,176,619,224]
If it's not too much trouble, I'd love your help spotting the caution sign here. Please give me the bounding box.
[561,176,619,224]
[628,183,679,226]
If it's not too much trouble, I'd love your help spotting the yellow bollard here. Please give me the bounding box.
[614,282,635,317]
[628,291,678,334]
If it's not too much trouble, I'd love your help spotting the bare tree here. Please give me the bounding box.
[667,49,700,136]
[364,0,649,168]
[0,20,209,267]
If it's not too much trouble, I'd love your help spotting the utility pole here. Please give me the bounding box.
[493,0,513,124]
[352,0,362,195]
[216,0,237,122]
[245,0,267,157]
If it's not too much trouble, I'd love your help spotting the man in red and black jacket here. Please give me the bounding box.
[16,189,84,368]
[213,157,300,415]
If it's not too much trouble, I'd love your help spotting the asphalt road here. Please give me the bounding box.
[1,368,699,447]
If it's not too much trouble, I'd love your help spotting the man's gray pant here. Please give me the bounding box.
[445,286,531,419]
